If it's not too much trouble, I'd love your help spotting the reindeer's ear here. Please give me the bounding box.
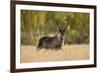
[57,27,61,31]
[57,27,60,31]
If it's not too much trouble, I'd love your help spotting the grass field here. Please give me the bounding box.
[20,44,89,63]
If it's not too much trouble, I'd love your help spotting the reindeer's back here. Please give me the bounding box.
[37,35,62,49]
[37,36,53,48]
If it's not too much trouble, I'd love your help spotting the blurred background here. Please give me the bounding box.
[21,10,89,46]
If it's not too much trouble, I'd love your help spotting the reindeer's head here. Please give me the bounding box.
[57,24,68,39]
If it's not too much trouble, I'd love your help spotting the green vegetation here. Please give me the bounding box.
[21,10,89,45]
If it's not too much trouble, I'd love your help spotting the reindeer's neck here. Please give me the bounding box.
[58,34,65,46]
[52,33,64,47]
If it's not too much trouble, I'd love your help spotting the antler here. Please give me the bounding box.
[55,20,62,29]
[65,23,69,29]
[56,23,61,29]
[56,19,69,30]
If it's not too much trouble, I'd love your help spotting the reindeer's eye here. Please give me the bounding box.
[60,30,62,32]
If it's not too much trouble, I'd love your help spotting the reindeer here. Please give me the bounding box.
[37,23,69,50]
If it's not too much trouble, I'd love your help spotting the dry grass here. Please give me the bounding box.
[20,44,89,63]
